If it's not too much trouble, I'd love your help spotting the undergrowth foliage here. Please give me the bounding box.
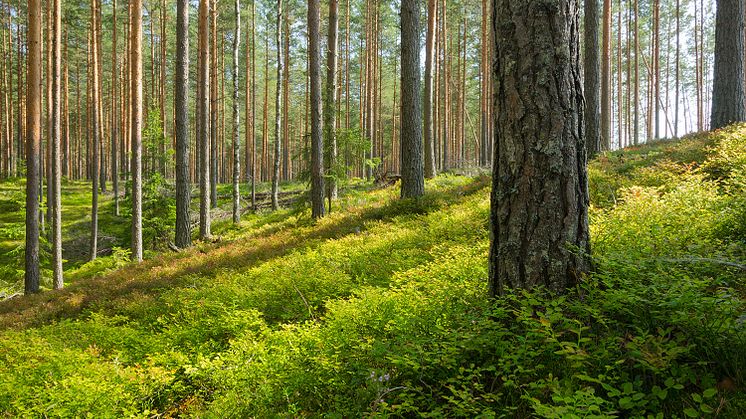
[1,126,746,416]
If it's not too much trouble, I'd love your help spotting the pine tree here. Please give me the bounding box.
[489,0,590,295]
[400,0,424,199]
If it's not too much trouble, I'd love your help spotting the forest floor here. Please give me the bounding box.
[1,125,746,417]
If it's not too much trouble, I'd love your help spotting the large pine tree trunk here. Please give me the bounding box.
[489,0,591,296]
[400,0,424,199]
[131,0,144,261]
[25,0,42,294]
[584,0,601,157]
[175,0,191,248]
[308,0,325,218]
[710,0,746,130]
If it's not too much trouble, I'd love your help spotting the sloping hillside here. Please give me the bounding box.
[2,126,746,417]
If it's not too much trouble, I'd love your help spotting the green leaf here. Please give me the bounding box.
[703,388,717,398]
[683,408,699,418]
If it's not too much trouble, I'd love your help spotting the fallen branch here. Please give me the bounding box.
[661,257,746,272]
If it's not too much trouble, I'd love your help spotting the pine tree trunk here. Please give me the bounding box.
[51,0,62,288]
[198,0,211,239]
[232,0,241,224]
[112,0,119,216]
[324,0,339,209]
[175,0,191,248]
[596,0,611,151]
[489,0,590,295]
[271,0,283,210]
[90,0,101,261]
[710,0,746,129]
[25,0,42,294]
[400,0,424,199]
[584,0,601,157]
[131,0,144,261]
[424,0,437,177]
[309,0,325,218]
[210,0,218,208]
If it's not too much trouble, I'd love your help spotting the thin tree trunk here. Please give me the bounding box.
[51,0,62,288]
[175,0,191,248]
[25,0,42,294]
[90,0,101,261]
[112,0,119,216]
[271,0,283,210]
[400,0,424,199]
[309,0,325,218]
[598,0,612,151]
[210,0,218,208]
[424,0,437,177]
[198,0,211,239]
[232,0,241,224]
[131,0,144,261]
[324,0,339,209]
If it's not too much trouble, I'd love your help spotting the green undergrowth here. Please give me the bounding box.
[1,125,746,417]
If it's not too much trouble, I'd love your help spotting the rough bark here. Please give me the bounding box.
[175,0,191,248]
[112,0,119,216]
[710,0,746,130]
[271,0,283,210]
[424,0,437,177]
[324,0,339,209]
[131,0,143,261]
[400,0,424,199]
[198,0,211,239]
[25,0,42,294]
[584,0,601,157]
[308,0,325,218]
[232,0,241,223]
[601,0,611,150]
[90,0,101,261]
[51,0,62,288]
[489,0,591,296]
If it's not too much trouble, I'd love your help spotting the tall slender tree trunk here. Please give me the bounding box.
[210,0,218,208]
[324,0,339,209]
[112,0,119,216]
[271,0,283,210]
[51,0,62,288]
[25,0,42,294]
[175,0,191,248]
[710,0,746,129]
[674,0,680,137]
[198,0,211,239]
[131,0,144,261]
[584,0,601,157]
[309,0,325,218]
[489,0,590,295]
[90,0,101,261]
[400,0,424,199]
[282,12,290,181]
[424,0,437,177]
[597,0,611,151]
[232,0,241,223]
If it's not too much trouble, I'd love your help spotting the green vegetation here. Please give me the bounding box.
[1,125,746,417]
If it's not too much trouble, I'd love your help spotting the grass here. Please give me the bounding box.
[1,125,746,417]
